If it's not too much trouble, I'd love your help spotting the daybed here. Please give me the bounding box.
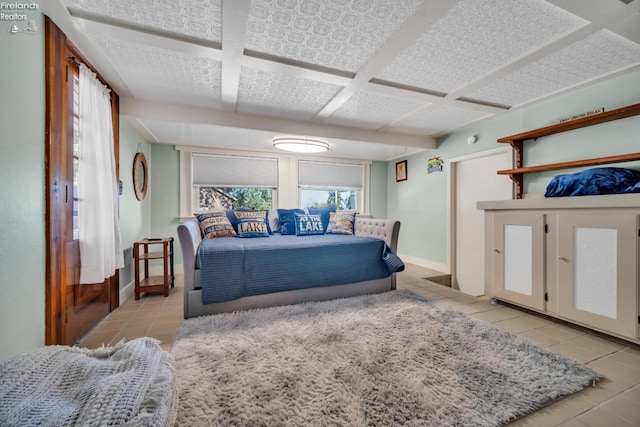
[177,213,402,319]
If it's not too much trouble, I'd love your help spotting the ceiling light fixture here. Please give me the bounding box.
[273,136,329,153]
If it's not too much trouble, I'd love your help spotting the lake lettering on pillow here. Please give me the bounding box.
[237,218,270,238]
[295,213,325,236]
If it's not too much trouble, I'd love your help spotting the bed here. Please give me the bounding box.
[177,215,402,319]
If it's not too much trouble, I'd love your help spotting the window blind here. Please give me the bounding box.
[298,160,363,189]
[192,154,278,187]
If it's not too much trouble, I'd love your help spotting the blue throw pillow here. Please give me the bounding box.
[276,208,305,235]
[236,218,270,238]
[228,208,272,234]
[307,205,336,232]
[294,213,325,236]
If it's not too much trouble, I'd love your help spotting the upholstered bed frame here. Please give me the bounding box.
[177,217,401,319]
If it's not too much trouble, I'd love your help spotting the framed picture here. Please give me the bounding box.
[395,160,408,182]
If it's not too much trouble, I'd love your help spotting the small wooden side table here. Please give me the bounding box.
[133,237,175,300]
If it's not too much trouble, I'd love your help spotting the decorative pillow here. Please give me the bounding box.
[229,209,272,234]
[194,211,237,238]
[545,167,640,197]
[307,205,336,232]
[276,208,305,235]
[236,218,270,238]
[294,213,325,236]
[326,211,357,235]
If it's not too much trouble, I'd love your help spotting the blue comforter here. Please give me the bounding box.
[545,167,640,197]
[196,234,404,304]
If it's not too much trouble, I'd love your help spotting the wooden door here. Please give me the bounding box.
[45,18,119,346]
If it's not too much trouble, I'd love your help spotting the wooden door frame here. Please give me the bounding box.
[44,17,120,345]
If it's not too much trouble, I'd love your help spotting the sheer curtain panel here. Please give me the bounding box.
[78,65,124,284]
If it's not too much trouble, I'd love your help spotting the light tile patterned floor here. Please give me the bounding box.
[79,264,640,426]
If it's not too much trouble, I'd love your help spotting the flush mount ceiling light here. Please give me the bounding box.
[273,136,329,153]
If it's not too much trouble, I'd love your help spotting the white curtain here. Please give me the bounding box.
[78,64,124,284]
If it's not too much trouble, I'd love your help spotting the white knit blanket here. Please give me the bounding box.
[0,338,177,427]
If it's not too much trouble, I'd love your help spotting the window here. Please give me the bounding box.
[192,154,277,212]
[298,160,363,211]
[178,148,371,217]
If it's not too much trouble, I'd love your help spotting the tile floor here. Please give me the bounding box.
[78,264,640,426]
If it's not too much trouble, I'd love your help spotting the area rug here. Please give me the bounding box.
[171,290,602,426]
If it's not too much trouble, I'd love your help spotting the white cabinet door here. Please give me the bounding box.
[557,213,638,339]
[492,212,546,310]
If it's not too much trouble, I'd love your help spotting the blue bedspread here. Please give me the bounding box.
[196,234,405,304]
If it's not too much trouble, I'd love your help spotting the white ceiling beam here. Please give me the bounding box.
[314,0,459,120]
[121,98,435,149]
[221,0,252,112]
[73,18,222,61]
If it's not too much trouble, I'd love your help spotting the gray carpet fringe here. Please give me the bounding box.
[171,290,602,427]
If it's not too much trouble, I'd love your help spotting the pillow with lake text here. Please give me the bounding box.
[294,213,325,236]
[194,211,237,238]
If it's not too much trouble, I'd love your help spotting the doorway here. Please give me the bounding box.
[449,147,513,296]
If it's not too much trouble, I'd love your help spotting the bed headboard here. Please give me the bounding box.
[354,217,400,253]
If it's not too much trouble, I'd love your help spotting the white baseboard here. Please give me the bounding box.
[119,280,134,305]
[398,254,450,275]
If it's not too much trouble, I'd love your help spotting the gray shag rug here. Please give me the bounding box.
[171,290,602,426]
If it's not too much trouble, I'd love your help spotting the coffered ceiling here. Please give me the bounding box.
[42,0,640,161]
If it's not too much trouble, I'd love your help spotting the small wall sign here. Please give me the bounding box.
[557,107,604,124]
[427,157,443,173]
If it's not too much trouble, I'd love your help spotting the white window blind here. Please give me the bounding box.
[192,154,278,187]
[298,161,363,189]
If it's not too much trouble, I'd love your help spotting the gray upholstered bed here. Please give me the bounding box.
[177,217,401,319]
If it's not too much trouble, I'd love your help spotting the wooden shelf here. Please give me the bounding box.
[498,153,640,175]
[498,103,640,144]
[497,103,640,199]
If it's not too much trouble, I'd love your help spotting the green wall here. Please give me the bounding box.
[369,161,388,218]
[118,120,151,290]
[388,69,640,267]
[149,144,182,265]
[0,14,46,362]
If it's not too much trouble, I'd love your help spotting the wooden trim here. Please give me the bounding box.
[45,17,67,345]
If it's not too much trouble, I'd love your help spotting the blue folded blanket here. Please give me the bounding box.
[544,167,640,197]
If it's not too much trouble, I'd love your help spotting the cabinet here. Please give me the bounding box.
[480,196,640,343]
[133,238,175,300]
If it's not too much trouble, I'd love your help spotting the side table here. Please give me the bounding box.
[133,237,175,300]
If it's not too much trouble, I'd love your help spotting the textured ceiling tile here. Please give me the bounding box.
[62,0,222,42]
[466,30,640,107]
[91,36,222,102]
[393,106,493,135]
[237,67,344,120]
[376,0,588,93]
[325,91,426,129]
[245,0,426,73]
